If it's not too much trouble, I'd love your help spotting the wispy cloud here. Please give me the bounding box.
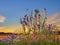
[0,15,6,22]
[46,12,60,24]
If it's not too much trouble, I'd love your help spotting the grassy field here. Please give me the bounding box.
[0,39,60,45]
[0,34,60,45]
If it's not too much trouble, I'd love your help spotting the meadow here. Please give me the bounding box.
[0,33,60,45]
[0,9,60,45]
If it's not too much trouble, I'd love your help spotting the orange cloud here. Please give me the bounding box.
[0,24,21,33]
[0,26,14,33]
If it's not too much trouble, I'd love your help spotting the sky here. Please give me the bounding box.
[0,0,60,33]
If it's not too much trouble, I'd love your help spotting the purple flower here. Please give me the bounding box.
[48,24,52,30]
[37,24,40,30]
[6,34,17,42]
[0,38,11,42]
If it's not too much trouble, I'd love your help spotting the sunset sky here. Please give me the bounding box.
[0,0,60,33]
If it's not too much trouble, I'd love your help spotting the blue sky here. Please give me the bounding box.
[0,0,60,26]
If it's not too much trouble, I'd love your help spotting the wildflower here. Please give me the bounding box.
[37,24,40,30]
[48,24,53,30]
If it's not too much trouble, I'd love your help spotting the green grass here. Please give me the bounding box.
[0,42,7,45]
[0,40,60,45]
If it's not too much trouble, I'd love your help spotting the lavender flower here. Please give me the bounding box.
[37,24,40,30]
